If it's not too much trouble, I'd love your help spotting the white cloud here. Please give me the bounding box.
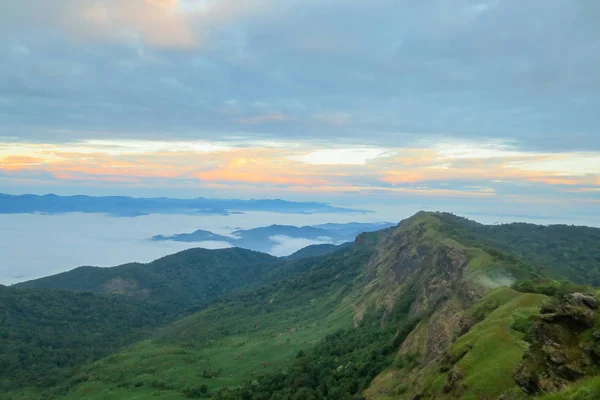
[294,148,388,165]
[510,153,600,176]
[432,141,528,160]
[268,235,331,257]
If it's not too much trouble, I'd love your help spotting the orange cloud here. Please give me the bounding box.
[196,170,324,186]
[7,0,269,50]
[2,139,600,199]
[0,155,46,171]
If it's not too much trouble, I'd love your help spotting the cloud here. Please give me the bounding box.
[0,0,269,50]
[0,0,598,210]
[2,138,598,204]
[268,235,331,257]
[0,0,598,153]
[294,148,388,165]
[236,113,287,125]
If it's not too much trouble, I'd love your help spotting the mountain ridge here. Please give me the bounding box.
[151,222,395,254]
[4,211,600,400]
[0,193,368,216]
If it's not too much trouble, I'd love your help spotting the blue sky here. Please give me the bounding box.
[0,0,598,216]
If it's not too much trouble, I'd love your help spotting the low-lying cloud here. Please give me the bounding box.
[268,235,332,257]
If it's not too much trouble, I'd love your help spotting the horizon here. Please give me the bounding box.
[2,190,600,229]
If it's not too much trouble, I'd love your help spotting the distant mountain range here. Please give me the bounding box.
[152,222,396,253]
[0,193,368,216]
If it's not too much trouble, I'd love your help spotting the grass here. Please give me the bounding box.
[54,292,356,399]
[366,287,547,400]
[445,289,546,399]
[540,377,600,400]
[39,242,377,400]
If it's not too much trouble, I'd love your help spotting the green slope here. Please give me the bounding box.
[285,243,351,260]
[3,247,330,399]
[435,213,600,285]
[47,232,386,400]
[366,287,547,400]
[14,248,281,313]
[0,286,165,394]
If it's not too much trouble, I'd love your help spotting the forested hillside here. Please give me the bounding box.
[4,212,600,400]
[15,248,284,313]
[0,286,165,393]
[435,213,600,285]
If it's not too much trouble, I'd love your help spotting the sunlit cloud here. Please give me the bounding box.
[294,148,389,166]
[1,138,599,202]
[1,0,270,50]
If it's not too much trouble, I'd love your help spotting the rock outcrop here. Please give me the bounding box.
[513,292,600,394]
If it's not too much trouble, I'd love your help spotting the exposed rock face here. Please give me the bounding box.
[101,278,150,297]
[358,214,487,363]
[513,292,600,395]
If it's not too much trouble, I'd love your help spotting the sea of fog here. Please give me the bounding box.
[0,210,390,285]
[1,205,598,285]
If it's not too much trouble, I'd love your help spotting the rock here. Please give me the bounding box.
[565,293,598,310]
[443,365,464,394]
[513,292,600,395]
[539,293,597,328]
[540,300,559,314]
[544,345,566,365]
[513,364,540,395]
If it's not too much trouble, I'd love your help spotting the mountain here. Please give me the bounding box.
[286,243,351,259]
[152,229,234,243]
[312,221,396,236]
[14,248,288,313]
[432,214,600,286]
[5,211,600,400]
[152,222,395,253]
[0,193,367,216]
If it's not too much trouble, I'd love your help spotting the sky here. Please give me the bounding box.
[0,0,599,216]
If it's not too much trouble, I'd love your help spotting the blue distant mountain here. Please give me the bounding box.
[0,193,369,216]
[152,222,396,253]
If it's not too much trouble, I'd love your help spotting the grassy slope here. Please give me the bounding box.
[35,234,384,400]
[540,377,600,400]
[367,287,547,400]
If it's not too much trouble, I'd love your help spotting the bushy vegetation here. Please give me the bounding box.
[511,278,594,297]
[22,235,384,400]
[0,286,165,393]
[540,376,600,400]
[436,212,600,285]
[214,291,420,400]
[15,248,282,314]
